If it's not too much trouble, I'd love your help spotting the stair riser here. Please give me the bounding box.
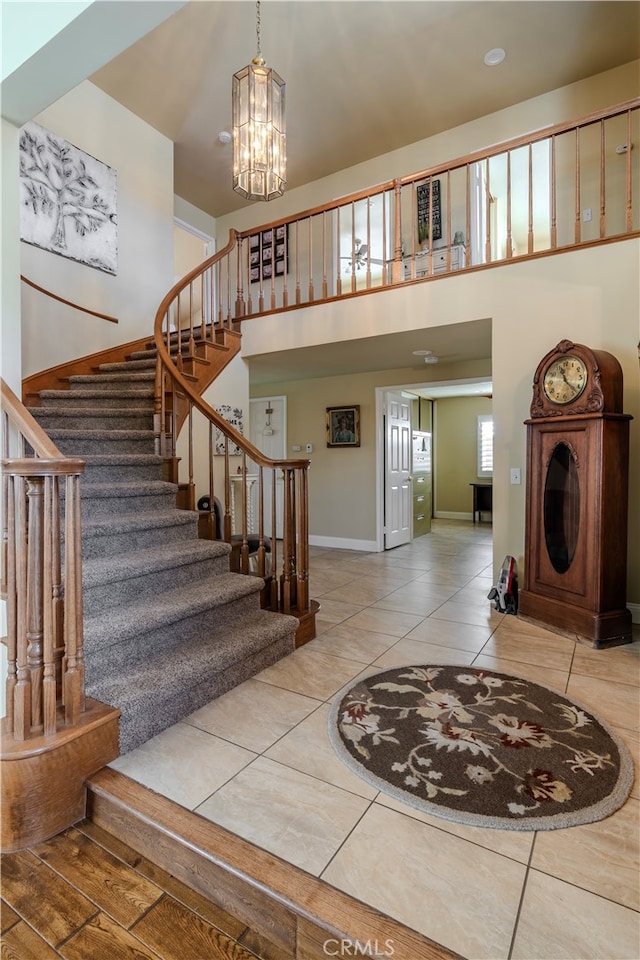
[69,376,155,392]
[89,631,293,754]
[83,554,232,616]
[52,436,156,456]
[84,592,260,664]
[40,394,154,410]
[82,462,163,483]
[99,359,156,372]
[77,491,177,521]
[33,412,153,431]
[81,519,198,559]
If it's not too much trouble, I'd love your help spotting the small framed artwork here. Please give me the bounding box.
[326,405,360,448]
[417,178,442,244]
[249,224,288,282]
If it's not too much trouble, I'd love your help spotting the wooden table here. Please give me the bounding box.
[470,483,493,523]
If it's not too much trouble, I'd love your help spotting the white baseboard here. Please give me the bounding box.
[628,602,640,625]
[309,534,378,552]
[433,511,474,521]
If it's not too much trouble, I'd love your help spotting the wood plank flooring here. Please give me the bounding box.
[1,820,289,960]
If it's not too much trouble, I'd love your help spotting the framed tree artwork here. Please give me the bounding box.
[249,224,288,282]
[19,121,117,275]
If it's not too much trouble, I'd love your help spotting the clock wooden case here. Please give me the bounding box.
[519,340,632,648]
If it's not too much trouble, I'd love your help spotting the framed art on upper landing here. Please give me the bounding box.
[417,178,442,244]
[249,223,288,282]
[326,406,360,447]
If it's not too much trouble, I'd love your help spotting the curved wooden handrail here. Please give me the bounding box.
[21,275,119,324]
[1,378,66,460]
[153,239,311,616]
[153,232,310,472]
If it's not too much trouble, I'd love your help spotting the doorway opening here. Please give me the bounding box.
[375,378,493,552]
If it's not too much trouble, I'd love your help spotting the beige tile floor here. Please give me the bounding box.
[111,520,640,960]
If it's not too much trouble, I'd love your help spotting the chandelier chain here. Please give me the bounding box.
[256,0,261,60]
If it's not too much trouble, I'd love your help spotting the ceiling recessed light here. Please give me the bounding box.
[484,47,506,67]
[423,356,439,364]
[218,130,232,144]
[412,349,433,356]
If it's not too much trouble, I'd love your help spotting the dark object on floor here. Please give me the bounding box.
[488,554,518,614]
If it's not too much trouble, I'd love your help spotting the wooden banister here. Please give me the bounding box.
[1,377,87,740]
[215,97,639,323]
[153,244,312,621]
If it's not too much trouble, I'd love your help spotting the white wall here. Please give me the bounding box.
[1,119,21,390]
[21,81,174,378]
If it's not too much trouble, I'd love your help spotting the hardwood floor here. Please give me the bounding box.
[1,820,288,959]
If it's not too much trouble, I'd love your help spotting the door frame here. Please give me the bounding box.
[375,378,492,551]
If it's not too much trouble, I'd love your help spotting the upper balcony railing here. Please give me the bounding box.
[177,98,637,329]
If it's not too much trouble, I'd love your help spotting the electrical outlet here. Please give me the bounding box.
[582,208,592,222]
[291,444,301,452]
[510,468,521,485]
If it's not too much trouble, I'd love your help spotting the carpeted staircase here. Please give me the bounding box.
[29,351,298,754]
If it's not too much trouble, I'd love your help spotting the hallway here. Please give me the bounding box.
[111,520,639,959]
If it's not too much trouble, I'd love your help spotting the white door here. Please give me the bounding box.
[249,397,286,538]
[385,392,412,549]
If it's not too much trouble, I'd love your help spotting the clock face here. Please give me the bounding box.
[543,355,588,405]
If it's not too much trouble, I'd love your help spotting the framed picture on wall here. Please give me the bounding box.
[326,405,360,447]
[249,224,288,282]
[417,178,442,244]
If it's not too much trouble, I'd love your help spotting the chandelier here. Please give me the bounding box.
[232,1,286,201]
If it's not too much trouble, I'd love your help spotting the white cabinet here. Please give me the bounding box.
[403,244,466,278]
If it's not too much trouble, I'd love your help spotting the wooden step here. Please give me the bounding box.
[86,767,458,960]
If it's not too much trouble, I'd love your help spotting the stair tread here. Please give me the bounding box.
[101,359,157,370]
[82,509,197,538]
[78,479,176,498]
[83,538,230,587]
[69,373,156,383]
[46,428,155,440]
[86,608,296,710]
[81,453,162,465]
[41,388,154,397]
[31,405,152,415]
[83,574,263,642]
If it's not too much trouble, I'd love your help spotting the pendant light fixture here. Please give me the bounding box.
[232,1,286,201]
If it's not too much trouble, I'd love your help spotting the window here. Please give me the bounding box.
[477,415,493,478]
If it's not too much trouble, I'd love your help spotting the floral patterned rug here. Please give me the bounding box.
[329,665,634,830]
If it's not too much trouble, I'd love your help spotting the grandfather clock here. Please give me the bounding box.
[519,340,632,648]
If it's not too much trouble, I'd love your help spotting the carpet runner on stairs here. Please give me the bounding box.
[30,353,298,754]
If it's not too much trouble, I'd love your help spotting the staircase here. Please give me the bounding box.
[29,351,298,755]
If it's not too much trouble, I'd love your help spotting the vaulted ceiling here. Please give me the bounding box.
[91,1,640,219]
[89,2,638,388]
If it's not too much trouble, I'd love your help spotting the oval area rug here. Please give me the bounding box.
[329,665,634,830]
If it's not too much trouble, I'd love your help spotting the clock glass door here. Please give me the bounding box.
[544,442,580,574]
